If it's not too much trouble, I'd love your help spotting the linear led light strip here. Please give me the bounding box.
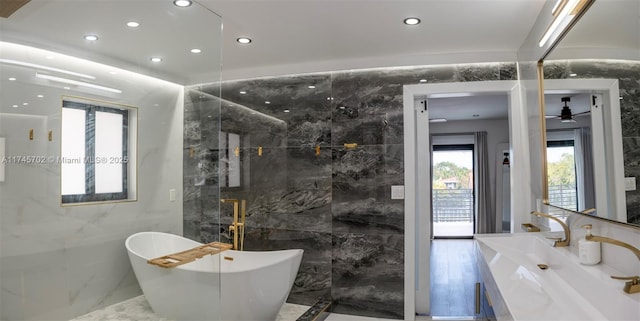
[538,0,589,47]
[0,58,95,79]
[35,72,122,94]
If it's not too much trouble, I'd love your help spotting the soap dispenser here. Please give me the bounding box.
[579,224,601,265]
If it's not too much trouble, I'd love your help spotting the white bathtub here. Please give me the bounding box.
[125,231,303,321]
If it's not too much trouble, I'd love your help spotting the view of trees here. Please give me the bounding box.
[547,152,576,186]
[433,161,472,189]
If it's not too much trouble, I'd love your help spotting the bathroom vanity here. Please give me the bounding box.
[474,233,640,321]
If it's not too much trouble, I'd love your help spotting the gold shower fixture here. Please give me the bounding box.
[220,198,247,250]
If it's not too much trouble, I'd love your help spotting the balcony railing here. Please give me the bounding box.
[548,184,577,211]
[432,189,473,223]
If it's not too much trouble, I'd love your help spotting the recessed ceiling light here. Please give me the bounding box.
[419,79,427,83]
[308,85,316,89]
[127,21,140,28]
[404,17,421,25]
[23,102,29,106]
[569,73,577,77]
[239,91,247,94]
[8,77,16,81]
[173,0,192,7]
[190,48,202,54]
[64,86,71,90]
[237,37,252,44]
[283,109,290,113]
[84,34,99,41]
[37,94,44,98]
[150,57,162,62]
[265,101,271,104]
[12,104,18,108]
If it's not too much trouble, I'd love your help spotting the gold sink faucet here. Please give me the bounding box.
[584,224,640,294]
[530,211,570,247]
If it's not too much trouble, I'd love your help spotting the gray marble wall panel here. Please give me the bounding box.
[544,60,640,224]
[183,63,518,319]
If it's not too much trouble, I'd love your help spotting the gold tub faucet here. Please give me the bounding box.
[220,199,246,251]
[584,225,640,294]
[530,211,570,247]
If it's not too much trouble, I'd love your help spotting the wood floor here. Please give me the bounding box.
[430,239,478,317]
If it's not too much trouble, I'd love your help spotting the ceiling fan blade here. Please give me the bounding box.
[573,110,591,117]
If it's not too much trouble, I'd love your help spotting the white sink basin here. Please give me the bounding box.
[475,233,640,321]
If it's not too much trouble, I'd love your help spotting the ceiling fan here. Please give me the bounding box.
[545,97,590,123]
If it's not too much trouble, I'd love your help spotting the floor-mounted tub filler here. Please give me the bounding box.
[125,231,303,321]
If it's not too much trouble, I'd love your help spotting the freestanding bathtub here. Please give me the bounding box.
[125,231,303,321]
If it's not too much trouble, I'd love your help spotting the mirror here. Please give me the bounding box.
[541,0,640,226]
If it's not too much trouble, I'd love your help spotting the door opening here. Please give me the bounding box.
[432,144,475,238]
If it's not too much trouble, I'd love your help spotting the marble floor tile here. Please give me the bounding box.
[69,295,403,321]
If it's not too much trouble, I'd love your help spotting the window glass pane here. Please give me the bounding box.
[228,133,240,187]
[95,111,123,194]
[547,145,577,210]
[61,108,86,195]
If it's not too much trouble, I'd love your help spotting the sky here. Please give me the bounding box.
[432,150,473,169]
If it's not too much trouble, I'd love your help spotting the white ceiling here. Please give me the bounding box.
[0,0,549,83]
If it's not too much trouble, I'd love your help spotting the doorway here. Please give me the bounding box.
[432,144,475,238]
[402,80,524,316]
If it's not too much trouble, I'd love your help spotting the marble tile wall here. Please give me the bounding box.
[544,60,640,224]
[0,77,184,320]
[183,63,518,319]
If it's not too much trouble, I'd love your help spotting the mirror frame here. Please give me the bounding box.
[537,1,640,228]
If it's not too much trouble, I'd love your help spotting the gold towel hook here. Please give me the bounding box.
[315,145,321,156]
[258,146,263,156]
[234,146,240,157]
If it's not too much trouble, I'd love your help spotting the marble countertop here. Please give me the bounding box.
[474,233,640,321]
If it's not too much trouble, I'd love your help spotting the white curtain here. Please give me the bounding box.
[475,131,495,234]
[574,127,595,212]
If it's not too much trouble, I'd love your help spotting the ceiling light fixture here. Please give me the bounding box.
[308,85,316,89]
[35,72,122,94]
[0,59,95,79]
[8,77,16,81]
[190,48,202,53]
[84,35,99,41]
[265,101,271,104]
[419,79,427,83]
[538,0,591,47]
[173,0,192,7]
[150,57,162,62]
[283,109,290,113]
[239,91,247,94]
[12,105,18,108]
[429,118,447,123]
[404,17,421,25]
[37,94,44,98]
[237,37,252,44]
[127,22,140,28]
[559,96,576,123]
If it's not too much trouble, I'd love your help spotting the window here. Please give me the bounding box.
[219,131,241,188]
[546,139,577,211]
[61,98,135,204]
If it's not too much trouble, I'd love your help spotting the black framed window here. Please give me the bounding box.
[61,100,129,204]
